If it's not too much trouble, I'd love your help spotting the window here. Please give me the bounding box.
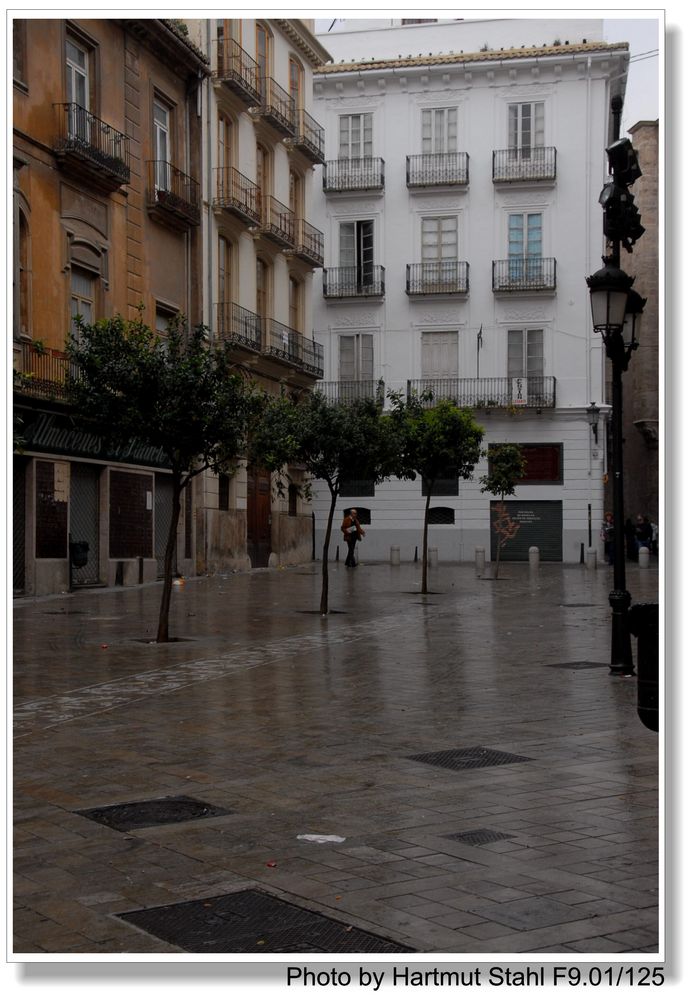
[155,303,178,338]
[256,143,270,199]
[520,444,562,484]
[422,469,458,497]
[421,332,458,379]
[422,217,457,262]
[218,113,233,193]
[339,113,372,159]
[289,169,303,218]
[66,37,89,108]
[218,473,231,511]
[339,220,374,285]
[13,19,27,86]
[216,19,242,73]
[339,479,375,497]
[508,101,544,157]
[153,98,171,192]
[256,258,269,319]
[422,108,457,154]
[339,333,373,382]
[428,507,455,524]
[288,483,299,516]
[507,328,544,379]
[256,22,270,95]
[70,267,95,340]
[342,506,371,525]
[14,169,30,341]
[289,57,303,110]
[219,236,233,305]
[289,277,302,332]
[508,212,543,283]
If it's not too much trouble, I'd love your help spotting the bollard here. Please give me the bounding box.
[390,545,400,566]
[528,546,540,570]
[638,546,650,568]
[629,602,658,732]
[427,546,438,567]
[475,546,486,577]
[585,546,597,570]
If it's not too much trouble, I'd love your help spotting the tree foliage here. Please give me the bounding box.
[387,392,484,592]
[67,312,259,640]
[479,443,527,578]
[251,390,398,613]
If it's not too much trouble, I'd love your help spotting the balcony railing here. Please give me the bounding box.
[406,152,469,188]
[292,109,326,165]
[323,157,385,193]
[147,161,201,228]
[255,77,296,137]
[294,219,324,267]
[316,380,385,405]
[14,343,75,401]
[406,261,469,296]
[215,38,261,105]
[302,337,324,378]
[493,146,557,183]
[265,319,304,367]
[213,166,261,225]
[492,257,556,292]
[323,266,385,299]
[407,377,557,409]
[215,302,262,352]
[53,103,130,192]
[259,196,295,248]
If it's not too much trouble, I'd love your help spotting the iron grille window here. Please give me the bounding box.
[342,506,371,525]
[422,470,459,497]
[428,506,455,524]
[339,479,375,497]
[218,474,230,510]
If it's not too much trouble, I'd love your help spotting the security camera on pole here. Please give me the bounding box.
[586,95,647,675]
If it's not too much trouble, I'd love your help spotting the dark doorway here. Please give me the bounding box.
[247,466,271,567]
[70,463,101,585]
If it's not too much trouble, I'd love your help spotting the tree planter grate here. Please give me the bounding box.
[444,828,516,846]
[118,889,411,953]
[408,746,533,771]
[76,795,232,831]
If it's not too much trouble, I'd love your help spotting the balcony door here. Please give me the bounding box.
[153,99,171,193]
[508,212,542,283]
[422,216,458,288]
[340,220,374,289]
[422,107,457,154]
[508,101,544,159]
[421,331,458,383]
[338,113,372,159]
[339,333,373,384]
[66,37,89,140]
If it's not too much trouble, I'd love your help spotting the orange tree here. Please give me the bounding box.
[67,313,259,641]
[479,443,527,578]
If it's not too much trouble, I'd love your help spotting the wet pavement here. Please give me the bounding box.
[13,557,660,956]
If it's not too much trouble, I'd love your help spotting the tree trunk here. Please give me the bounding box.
[320,485,338,615]
[157,471,183,642]
[421,487,432,594]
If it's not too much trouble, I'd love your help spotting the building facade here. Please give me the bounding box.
[184,18,330,572]
[13,18,209,596]
[310,19,630,563]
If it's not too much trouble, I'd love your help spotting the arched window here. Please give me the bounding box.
[15,207,30,340]
[255,22,271,95]
[289,57,303,110]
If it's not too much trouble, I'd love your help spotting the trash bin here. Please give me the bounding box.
[69,540,90,568]
[629,602,658,732]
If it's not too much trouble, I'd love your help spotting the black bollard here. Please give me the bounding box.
[629,602,659,732]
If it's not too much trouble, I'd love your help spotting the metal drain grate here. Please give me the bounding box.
[408,746,533,771]
[76,795,232,831]
[545,661,609,670]
[444,828,516,846]
[118,889,411,953]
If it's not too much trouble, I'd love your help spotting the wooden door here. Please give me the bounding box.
[247,467,271,567]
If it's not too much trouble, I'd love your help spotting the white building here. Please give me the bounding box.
[310,18,629,564]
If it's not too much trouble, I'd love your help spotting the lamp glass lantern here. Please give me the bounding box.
[622,288,647,352]
[586,261,634,333]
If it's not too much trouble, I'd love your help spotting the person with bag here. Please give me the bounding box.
[341,508,365,568]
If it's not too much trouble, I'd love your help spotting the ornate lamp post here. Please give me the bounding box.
[586,262,646,673]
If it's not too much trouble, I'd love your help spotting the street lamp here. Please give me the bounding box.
[586,402,601,443]
[586,259,645,675]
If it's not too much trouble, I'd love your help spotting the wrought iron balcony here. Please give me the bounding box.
[407,377,557,410]
[492,257,556,293]
[322,157,385,193]
[14,342,75,401]
[212,167,261,225]
[291,109,326,165]
[323,266,385,299]
[264,319,303,367]
[53,103,130,192]
[316,380,385,405]
[493,146,557,183]
[259,196,295,248]
[215,302,262,352]
[302,337,324,378]
[146,161,200,229]
[294,219,324,267]
[406,152,469,188]
[406,261,469,296]
[214,37,261,105]
[254,77,296,137]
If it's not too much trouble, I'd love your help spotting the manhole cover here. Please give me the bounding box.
[408,746,533,771]
[545,661,609,670]
[444,829,516,846]
[118,889,411,953]
[76,795,232,831]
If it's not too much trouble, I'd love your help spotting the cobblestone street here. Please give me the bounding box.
[13,558,659,960]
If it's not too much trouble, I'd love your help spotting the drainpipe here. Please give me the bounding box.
[206,20,214,336]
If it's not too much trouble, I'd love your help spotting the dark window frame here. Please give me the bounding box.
[487,442,563,485]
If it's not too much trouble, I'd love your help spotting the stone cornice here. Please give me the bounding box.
[117,19,211,77]
[275,19,332,69]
